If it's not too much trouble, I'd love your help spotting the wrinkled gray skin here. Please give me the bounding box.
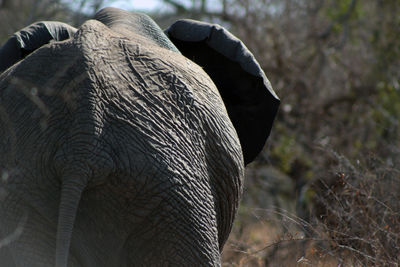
[0,7,278,267]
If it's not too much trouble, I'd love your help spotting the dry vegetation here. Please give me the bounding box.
[223,150,400,266]
[1,0,399,265]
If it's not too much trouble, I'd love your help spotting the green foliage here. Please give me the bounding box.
[269,127,313,181]
[270,132,297,174]
[373,81,400,141]
[326,0,362,19]
[324,0,363,34]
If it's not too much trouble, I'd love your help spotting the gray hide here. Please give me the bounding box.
[0,7,279,267]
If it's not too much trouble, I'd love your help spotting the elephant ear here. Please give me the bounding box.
[165,20,280,165]
[0,21,76,73]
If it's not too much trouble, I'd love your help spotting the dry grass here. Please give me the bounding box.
[223,151,400,266]
[312,151,400,266]
[222,217,343,267]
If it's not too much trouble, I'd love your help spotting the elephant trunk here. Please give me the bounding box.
[55,176,87,267]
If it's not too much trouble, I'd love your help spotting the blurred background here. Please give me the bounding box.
[1,0,399,265]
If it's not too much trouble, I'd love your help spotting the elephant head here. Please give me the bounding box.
[0,7,279,267]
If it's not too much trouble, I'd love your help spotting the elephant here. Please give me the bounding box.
[0,7,279,267]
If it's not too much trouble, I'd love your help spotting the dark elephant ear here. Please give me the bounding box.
[165,20,280,165]
[0,21,76,73]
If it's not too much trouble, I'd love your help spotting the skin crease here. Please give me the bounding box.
[0,19,244,267]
